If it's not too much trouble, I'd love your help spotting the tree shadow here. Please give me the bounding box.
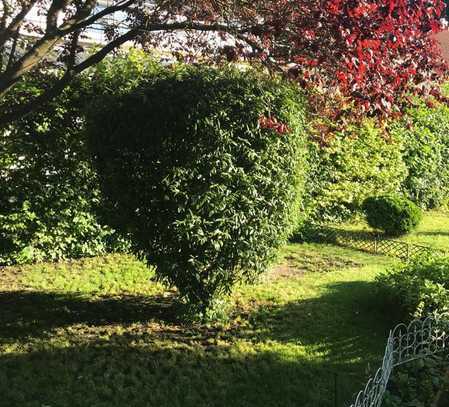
[0,290,182,341]
[0,332,366,407]
[415,231,449,237]
[234,280,399,383]
[0,282,395,407]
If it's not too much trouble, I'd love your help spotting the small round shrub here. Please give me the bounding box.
[376,255,449,319]
[87,66,308,313]
[362,195,422,236]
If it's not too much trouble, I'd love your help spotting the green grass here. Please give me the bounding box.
[338,210,449,251]
[0,245,399,407]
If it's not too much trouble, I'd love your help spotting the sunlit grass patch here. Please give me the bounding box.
[0,244,399,407]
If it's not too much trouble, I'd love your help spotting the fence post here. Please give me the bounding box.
[334,372,338,407]
[374,235,378,254]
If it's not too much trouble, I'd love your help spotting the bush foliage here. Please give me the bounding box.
[362,195,422,236]
[382,354,449,407]
[303,96,449,224]
[303,119,406,223]
[2,53,449,268]
[0,50,160,265]
[376,255,449,319]
[391,99,449,210]
[88,66,308,312]
[0,75,119,264]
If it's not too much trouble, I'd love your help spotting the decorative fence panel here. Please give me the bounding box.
[300,224,448,406]
[303,225,446,261]
[348,314,449,407]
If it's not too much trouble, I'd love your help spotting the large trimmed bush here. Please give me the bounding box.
[376,255,449,319]
[303,119,406,223]
[362,195,422,236]
[87,66,308,312]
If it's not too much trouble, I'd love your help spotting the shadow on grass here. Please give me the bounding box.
[415,231,449,237]
[0,291,181,340]
[0,339,361,407]
[0,282,395,407]
[238,281,398,360]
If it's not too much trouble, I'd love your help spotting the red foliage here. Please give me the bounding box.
[259,115,291,135]
[176,0,448,118]
[244,0,448,117]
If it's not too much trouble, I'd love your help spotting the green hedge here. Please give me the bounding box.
[303,97,449,224]
[376,255,449,319]
[303,119,407,223]
[0,75,114,264]
[2,52,449,266]
[391,99,449,209]
[0,50,160,265]
[87,66,308,312]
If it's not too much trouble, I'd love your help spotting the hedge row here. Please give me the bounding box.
[0,51,162,264]
[2,51,449,267]
[304,102,449,223]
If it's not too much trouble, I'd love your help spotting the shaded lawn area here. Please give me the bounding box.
[0,244,398,407]
[338,210,449,251]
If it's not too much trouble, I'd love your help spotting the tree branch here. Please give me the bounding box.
[58,0,98,32]
[0,0,12,33]
[0,28,139,127]
[0,0,37,49]
[0,16,262,123]
[5,28,19,72]
[47,0,71,32]
[59,0,136,35]
[0,34,62,94]
[73,27,138,73]
[67,30,80,69]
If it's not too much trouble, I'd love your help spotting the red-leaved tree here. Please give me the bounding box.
[0,0,447,126]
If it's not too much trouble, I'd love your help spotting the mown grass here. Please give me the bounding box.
[0,244,399,407]
[339,210,449,251]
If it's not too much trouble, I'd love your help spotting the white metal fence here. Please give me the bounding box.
[348,313,449,407]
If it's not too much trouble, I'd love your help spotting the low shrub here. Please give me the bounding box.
[382,354,449,407]
[362,195,422,236]
[303,119,406,223]
[376,255,449,319]
[88,66,308,313]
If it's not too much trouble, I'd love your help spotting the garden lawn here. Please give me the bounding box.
[0,244,398,407]
[339,210,449,251]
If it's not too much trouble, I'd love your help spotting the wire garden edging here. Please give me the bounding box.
[297,224,449,406]
[302,225,447,261]
[348,313,449,407]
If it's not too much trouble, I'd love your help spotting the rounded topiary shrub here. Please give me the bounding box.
[88,66,308,313]
[362,195,422,236]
